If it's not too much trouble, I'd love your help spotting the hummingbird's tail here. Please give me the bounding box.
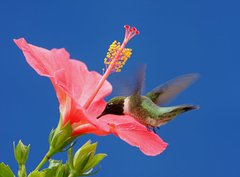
[169,105,199,115]
[177,105,199,112]
[159,104,199,123]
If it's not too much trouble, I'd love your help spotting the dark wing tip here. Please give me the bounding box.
[183,105,200,112]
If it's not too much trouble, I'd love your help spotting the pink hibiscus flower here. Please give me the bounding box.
[14,26,167,156]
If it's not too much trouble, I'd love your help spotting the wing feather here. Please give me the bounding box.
[146,73,199,105]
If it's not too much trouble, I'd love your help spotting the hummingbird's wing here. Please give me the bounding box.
[129,65,146,105]
[133,65,146,95]
[146,73,199,106]
[109,65,146,97]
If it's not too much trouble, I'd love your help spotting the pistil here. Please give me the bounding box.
[83,25,139,110]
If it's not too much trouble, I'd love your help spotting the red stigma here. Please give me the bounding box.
[132,26,137,31]
[124,25,130,30]
[124,24,140,42]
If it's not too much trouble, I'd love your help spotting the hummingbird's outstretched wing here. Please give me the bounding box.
[133,65,146,95]
[129,65,146,105]
[109,65,146,97]
[146,73,199,106]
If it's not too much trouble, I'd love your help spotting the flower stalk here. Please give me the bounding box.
[34,116,76,171]
[33,147,55,171]
[18,164,27,177]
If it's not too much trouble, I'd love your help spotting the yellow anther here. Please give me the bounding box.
[104,40,132,73]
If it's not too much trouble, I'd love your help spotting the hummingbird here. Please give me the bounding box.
[97,70,199,132]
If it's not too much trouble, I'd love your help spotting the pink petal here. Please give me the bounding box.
[14,38,112,118]
[14,38,69,77]
[72,122,109,136]
[54,59,112,107]
[101,114,140,125]
[70,100,110,135]
[101,115,168,156]
[86,100,109,128]
[115,123,168,156]
[14,38,71,106]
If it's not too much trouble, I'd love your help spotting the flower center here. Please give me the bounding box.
[83,25,139,110]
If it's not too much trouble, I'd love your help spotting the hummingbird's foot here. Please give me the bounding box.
[146,125,152,132]
[146,125,158,134]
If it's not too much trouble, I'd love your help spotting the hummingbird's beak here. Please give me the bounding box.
[97,114,103,119]
[97,110,107,119]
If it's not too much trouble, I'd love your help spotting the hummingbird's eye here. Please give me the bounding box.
[107,103,113,108]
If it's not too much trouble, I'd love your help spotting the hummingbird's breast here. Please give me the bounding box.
[144,117,168,127]
[123,96,167,127]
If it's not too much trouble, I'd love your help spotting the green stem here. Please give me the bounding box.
[68,171,78,177]
[18,164,26,177]
[34,148,55,171]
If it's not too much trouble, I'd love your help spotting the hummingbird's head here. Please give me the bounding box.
[97,96,125,119]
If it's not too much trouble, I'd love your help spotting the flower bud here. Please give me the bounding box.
[69,140,107,176]
[49,117,75,152]
[13,140,30,165]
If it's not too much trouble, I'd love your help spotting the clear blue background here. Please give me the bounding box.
[0,0,239,177]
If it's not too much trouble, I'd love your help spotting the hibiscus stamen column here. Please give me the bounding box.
[83,25,140,109]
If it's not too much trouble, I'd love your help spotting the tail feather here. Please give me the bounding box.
[161,105,199,119]
[149,104,199,127]
[179,105,199,112]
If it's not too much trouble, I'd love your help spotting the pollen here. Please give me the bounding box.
[104,40,132,72]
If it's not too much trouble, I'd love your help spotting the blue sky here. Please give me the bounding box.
[0,0,239,177]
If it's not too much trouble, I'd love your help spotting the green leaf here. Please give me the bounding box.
[0,163,14,177]
[81,167,101,176]
[61,141,77,152]
[83,153,107,172]
[48,129,55,144]
[67,147,74,170]
[48,159,62,168]
[34,159,61,176]
[28,171,45,177]
[42,161,69,177]
[55,164,69,177]
[42,167,58,177]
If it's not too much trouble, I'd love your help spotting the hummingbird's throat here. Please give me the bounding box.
[123,97,131,115]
